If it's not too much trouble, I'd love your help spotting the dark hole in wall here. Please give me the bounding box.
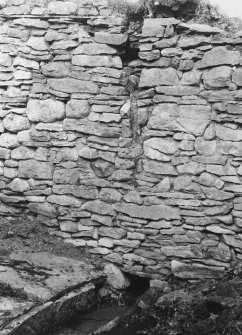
[125,273,150,298]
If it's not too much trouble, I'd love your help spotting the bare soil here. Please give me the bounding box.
[0,214,102,266]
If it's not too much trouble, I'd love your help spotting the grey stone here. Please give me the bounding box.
[198,47,240,69]
[8,178,29,192]
[53,185,98,200]
[3,114,30,133]
[143,160,178,176]
[0,52,12,67]
[227,103,242,115]
[115,203,179,220]
[66,99,90,119]
[178,36,211,48]
[139,68,179,88]
[11,147,35,160]
[232,68,242,86]
[82,200,115,216]
[142,18,179,37]
[18,160,53,180]
[14,18,49,29]
[73,43,116,55]
[26,99,65,123]
[179,23,224,35]
[27,36,49,51]
[48,78,99,94]
[104,264,131,289]
[201,186,234,200]
[0,133,19,148]
[216,124,242,142]
[94,32,128,45]
[224,235,242,249]
[203,66,232,89]
[148,104,211,136]
[180,70,202,86]
[48,1,78,15]
[195,138,217,156]
[171,260,223,279]
[90,159,115,178]
[48,195,81,207]
[72,55,122,68]
[99,227,126,239]
[41,62,68,78]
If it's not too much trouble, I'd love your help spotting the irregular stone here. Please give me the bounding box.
[142,18,179,37]
[41,62,68,78]
[171,260,222,279]
[148,104,211,136]
[73,43,116,55]
[195,138,217,156]
[53,185,98,200]
[8,178,29,192]
[124,191,143,205]
[203,66,232,89]
[18,160,53,179]
[51,40,78,50]
[0,52,12,67]
[92,214,112,226]
[82,200,115,216]
[11,146,34,160]
[13,57,39,70]
[156,85,200,96]
[179,22,224,34]
[139,68,179,88]
[99,227,126,239]
[72,55,122,69]
[227,103,242,115]
[100,188,122,203]
[27,36,49,51]
[29,203,57,218]
[198,47,240,69]
[48,1,78,15]
[201,186,234,200]
[48,78,99,94]
[224,235,242,249]
[143,160,178,176]
[48,195,81,207]
[180,70,202,86]
[115,203,179,220]
[60,221,78,232]
[216,124,242,142]
[77,144,98,160]
[162,245,203,258]
[232,68,242,86]
[104,264,131,289]
[26,99,65,123]
[53,169,79,184]
[94,32,128,45]
[0,133,18,148]
[2,4,30,15]
[14,18,49,29]
[90,159,115,178]
[206,225,234,235]
[154,37,178,49]
[178,36,211,48]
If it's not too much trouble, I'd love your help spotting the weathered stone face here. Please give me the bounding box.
[26,99,65,123]
[18,160,54,180]
[66,100,90,119]
[139,68,179,88]
[198,47,240,69]
[47,78,99,94]
[203,66,232,89]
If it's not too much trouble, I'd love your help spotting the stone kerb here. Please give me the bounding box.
[0,2,242,282]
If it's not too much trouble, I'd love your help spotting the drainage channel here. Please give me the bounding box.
[48,274,150,335]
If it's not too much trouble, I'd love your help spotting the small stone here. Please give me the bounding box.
[48,1,78,15]
[139,68,179,88]
[203,66,232,89]
[198,47,240,69]
[18,160,53,180]
[27,36,49,51]
[94,32,128,45]
[8,178,29,192]
[0,134,18,148]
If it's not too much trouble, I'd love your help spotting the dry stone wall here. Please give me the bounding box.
[0,0,242,281]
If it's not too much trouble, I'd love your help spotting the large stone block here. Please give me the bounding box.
[139,68,179,88]
[72,55,122,68]
[27,36,49,51]
[48,1,78,15]
[0,52,11,67]
[26,99,65,123]
[41,62,68,78]
[47,195,81,207]
[0,133,19,148]
[198,47,240,69]
[3,114,30,132]
[48,78,99,94]
[148,104,211,136]
[115,203,179,220]
[18,160,54,179]
[94,32,128,45]
[142,18,179,37]
[73,43,116,55]
[216,124,242,142]
[66,100,90,119]
[232,68,242,86]
[171,260,223,279]
[144,138,178,161]
[203,66,232,89]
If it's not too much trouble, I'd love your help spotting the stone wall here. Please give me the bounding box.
[1,0,242,281]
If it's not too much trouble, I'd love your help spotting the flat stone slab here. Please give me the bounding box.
[0,252,105,334]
